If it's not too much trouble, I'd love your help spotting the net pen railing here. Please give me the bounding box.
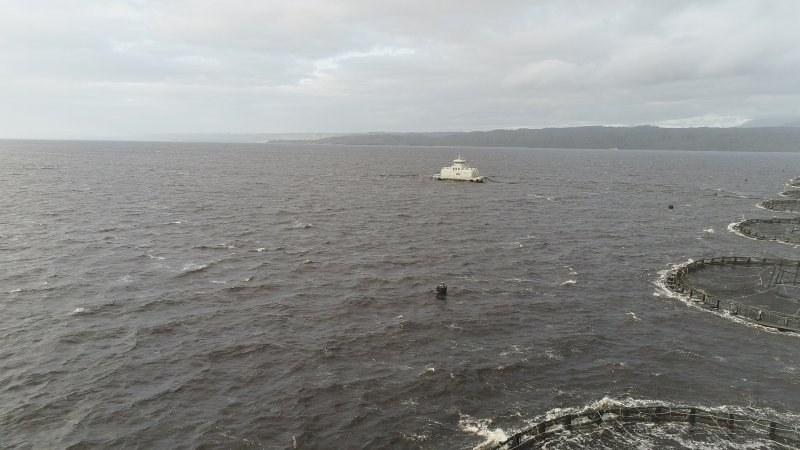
[734,217,800,244]
[494,406,800,449]
[664,257,800,332]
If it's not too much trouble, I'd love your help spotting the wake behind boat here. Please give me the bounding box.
[433,155,484,182]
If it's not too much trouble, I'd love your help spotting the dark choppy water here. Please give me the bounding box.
[1,140,799,449]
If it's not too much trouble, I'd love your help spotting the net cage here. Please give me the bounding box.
[780,189,800,199]
[734,217,800,244]
[664,257,800,332]
[761,199,800,213]
[492,406,800,449]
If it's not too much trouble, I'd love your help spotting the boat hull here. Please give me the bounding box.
[433,175,484,182]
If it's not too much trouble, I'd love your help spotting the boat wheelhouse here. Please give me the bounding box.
[433,155,484,182]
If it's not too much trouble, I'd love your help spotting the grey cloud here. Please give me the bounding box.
[1,0,800,137]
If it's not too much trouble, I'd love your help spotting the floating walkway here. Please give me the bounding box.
[664,257,800,332]
[493,405,799,449]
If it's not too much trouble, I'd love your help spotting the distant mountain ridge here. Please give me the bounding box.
[270,126,800,152]
[736,118,800,128]
[138,132,349,143]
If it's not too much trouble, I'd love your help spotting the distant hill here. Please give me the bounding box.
[138,132,350,143]
[736,118,800,128]
[270,126,800,152]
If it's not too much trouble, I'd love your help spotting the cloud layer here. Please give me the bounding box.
[1,0,799,137]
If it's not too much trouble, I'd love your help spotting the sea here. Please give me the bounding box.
[1,140,798,449]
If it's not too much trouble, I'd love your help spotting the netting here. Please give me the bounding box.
[664,257,800,332]
[493,406,800,449]
[761,199,800,212]
[734,217,800,244]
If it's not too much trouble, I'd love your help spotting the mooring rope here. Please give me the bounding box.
[483,176,519,184]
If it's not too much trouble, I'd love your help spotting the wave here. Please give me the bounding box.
[196,243,236,250]
[289,220,313,229]
[458,414,508,450]
[178,262,213,275]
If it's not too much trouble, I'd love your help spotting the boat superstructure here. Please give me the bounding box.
[433,155,484,182]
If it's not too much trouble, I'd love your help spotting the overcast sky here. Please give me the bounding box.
[2,0,799,138]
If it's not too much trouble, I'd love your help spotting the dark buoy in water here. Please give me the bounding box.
[436,282,447,298]
[668,204,674,209]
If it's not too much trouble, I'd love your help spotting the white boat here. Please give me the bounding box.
[433,155,484,182]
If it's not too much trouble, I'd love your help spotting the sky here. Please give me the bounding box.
[1,0,800,138]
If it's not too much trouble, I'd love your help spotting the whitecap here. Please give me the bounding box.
[9,288,22,293]
[504,277,531,283]
[626,311,641,321]
[291,220,313,229]
[400,398,419,407]
[542,348,564,360]
[256,248,266,252]
[499,344,526,357]
[182,263,209,273]
[458,414,508,450]
[727,221,742,234]
[418,366,436,376]
[72,307,85,314]
[561,279,577,285]
[704,228,714,233]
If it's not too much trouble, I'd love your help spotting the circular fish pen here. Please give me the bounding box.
[780,189,800,198]
[733,217,800,244]
[493,405,799,449]
[761,199,800,213]
[664,257,800,332]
